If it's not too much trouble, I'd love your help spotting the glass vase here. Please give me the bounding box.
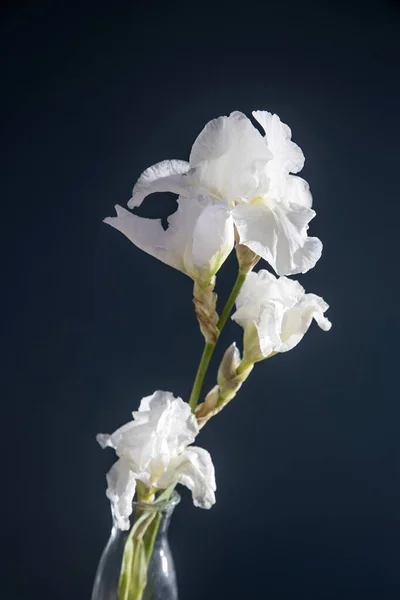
[91,492,180,600]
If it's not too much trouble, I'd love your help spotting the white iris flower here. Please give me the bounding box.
[97,391,216,530]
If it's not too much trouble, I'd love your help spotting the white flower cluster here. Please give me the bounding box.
[105,110,321,281]
[99,110,331,527]
[97,391,216,529]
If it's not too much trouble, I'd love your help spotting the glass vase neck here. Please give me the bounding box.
[111,490,181,529]
[92,491,180,600]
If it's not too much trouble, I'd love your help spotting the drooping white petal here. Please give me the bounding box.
[252,111,304,199]
[104,204,183,271]
[277,293,332,353]
[158,447,216,509]
[128,160,190,209]
[232,200,322,276]
[189,111,272,203]
[232,270,331,360]
[105,458,137,531]
[105,196,234,282]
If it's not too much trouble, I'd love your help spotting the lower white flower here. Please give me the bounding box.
[232,270,331,363]
[97,391,216,529]
[104,194,234,285]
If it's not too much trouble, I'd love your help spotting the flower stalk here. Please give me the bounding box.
[216,271,248,332]
[96,107,331,600]
[195,348,254,428]
[188,342,215,412]
[189,270,248,412]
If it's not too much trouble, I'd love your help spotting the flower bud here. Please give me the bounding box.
[193,278,219,344]
[195,385,219,428]
[217,343,253,404]
[217,343,241,397]
[195,344,254,428]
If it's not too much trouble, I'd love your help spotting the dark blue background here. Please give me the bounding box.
[2,0,400,598]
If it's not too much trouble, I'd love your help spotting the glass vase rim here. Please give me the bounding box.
[132,489,181,511]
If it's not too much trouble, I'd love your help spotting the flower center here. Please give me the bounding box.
[250,195,276,209]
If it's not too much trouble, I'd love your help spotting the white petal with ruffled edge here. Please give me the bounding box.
[189,111,272,204]
[158,447,216,509]
[252,111,304,199]
[277,293,332,353]
[135,390,199,462]
[105,458,137,530]
[102,391,198,476]
[128,159,190,209]
[284,175,313,208]
[232,199,322,276]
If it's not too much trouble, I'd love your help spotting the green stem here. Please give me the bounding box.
[236,358,253,376]
[188,271,248,412]
[216,271,247,331]
[188,342,214,411]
